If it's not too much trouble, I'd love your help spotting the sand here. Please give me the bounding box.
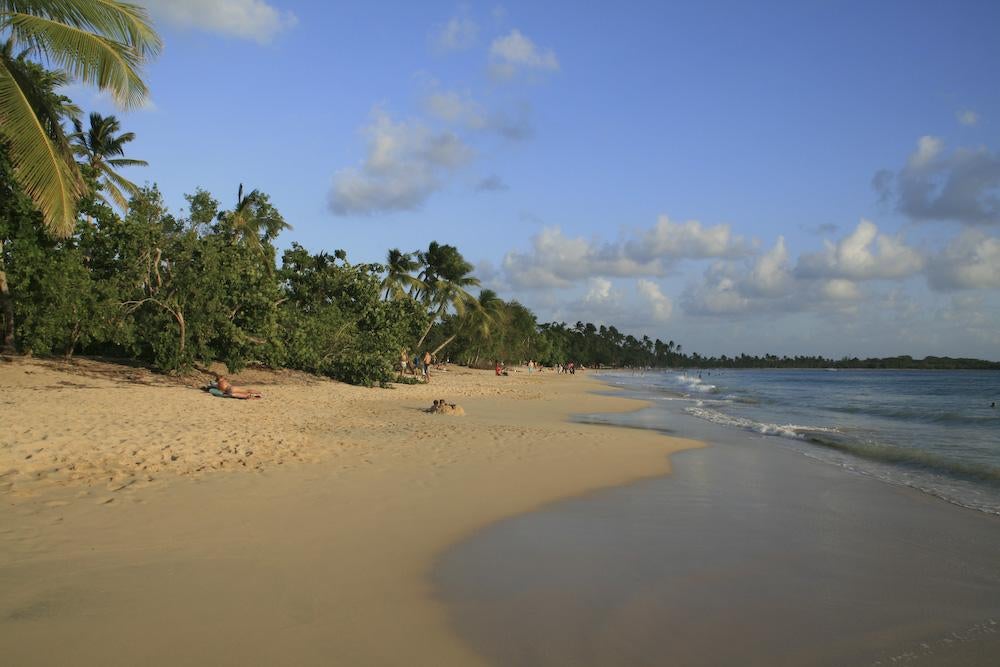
[0,357,700,666]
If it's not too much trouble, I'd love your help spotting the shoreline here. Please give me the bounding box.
[1,358,702,665]
[435,376,1000,665]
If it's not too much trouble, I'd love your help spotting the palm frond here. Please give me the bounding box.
[5,11,151,108]
[0,60,83,235]
[1,0,162,59]
[105,156,146,167]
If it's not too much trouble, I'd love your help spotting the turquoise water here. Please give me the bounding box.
[594,369,1000,515]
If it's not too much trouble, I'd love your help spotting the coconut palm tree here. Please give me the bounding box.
[0,0,161,236]
[71,111,146,211]
[381,248,424,301]
[414,241,480,350]
[216,183,291,252]
[432,288,505,359]
[0,43,81,353]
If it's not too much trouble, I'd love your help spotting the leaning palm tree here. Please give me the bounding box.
[71,111,146,211]
[0,0,161,236]
[414,242,480,350]
[433,288,505,359]
[381,248,424,301]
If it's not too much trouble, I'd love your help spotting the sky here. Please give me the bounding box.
[72,0,1000,360]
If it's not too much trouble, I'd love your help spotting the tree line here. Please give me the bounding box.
[1,2,996,385]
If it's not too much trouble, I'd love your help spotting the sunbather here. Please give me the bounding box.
[216,375,262,399]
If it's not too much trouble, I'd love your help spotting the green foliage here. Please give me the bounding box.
[277,244,427,386]
[0,0,160,235]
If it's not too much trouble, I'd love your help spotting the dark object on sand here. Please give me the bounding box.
[426,399,465,416]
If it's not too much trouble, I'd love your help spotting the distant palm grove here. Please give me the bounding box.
[1,1,995,385]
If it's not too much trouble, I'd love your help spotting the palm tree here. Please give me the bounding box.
[0,44,81,353]
[381,248,424,301]
[0,0,161,236]
[433,288,504,359]
[414,241,480,350]
[216,183,291,252]
[71,111,146,211]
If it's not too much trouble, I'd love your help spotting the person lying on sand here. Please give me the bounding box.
[214,375,262,400]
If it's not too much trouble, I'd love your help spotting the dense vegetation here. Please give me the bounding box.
[1,2,996,384]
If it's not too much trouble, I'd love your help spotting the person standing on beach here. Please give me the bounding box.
[423,351,432,383]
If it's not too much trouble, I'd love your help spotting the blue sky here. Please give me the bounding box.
[77,1,1000,359]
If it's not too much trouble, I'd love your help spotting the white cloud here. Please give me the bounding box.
[927,231,1000,290]
[907,135,943,170]
[636,279,673,321]
[822,279,862,301]
[795,219,924,280]
[422,90,532,139]
[502,227,656,288]
[682,237,793,316]
[501,216,750,290]
[433,16,479,52]
[743,235,791,297]
[625,215,751,262]
[328,110,474,216]
[140,0,296,43]
[423,90,488,129]
[489,29,559,80]
[875,137,1000,226]
[957,110,980,126]
[585,277,614,304]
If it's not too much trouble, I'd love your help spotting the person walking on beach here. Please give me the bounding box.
[422,350,432,383]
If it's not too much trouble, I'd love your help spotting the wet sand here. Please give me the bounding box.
[434,410,1000,666]
[0,358,700,665]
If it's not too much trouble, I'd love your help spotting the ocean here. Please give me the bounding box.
[594,369,1000,515]
[434,369,1000,665]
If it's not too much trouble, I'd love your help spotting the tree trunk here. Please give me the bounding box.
[176,308,186,356]
[415,319,434,351]
[431,334,457,357]
[0,241,15,354]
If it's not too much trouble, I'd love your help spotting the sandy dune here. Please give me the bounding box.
[1,357,700,665]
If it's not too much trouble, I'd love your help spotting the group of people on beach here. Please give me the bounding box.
[398,350,441,383]
[492,360,579,376]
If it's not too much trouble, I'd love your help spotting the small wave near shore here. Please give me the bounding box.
[595,368,1000,515]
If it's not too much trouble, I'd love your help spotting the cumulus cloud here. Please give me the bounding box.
[424,90,488,129]
[876,136,1000,226]
[957,110,980,126]
[584,277,615,304]
[433,16,478,52]
[140,0,296,43]
[927,231,1000,290]
[501,216,750,289]
[795,219,924,280]
[682,237,795,316]
[489,29,559,80]
[422,90,533,140]
[682,264,753,316]
[625,215,751,262]
[822,279,862,301]
[328,110,474,216]
[636,279,673,321]
[502,228,658,288]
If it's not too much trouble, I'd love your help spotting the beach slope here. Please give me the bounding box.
[0,359,700,665]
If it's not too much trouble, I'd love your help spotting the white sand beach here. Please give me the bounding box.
[0,358,701,665]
